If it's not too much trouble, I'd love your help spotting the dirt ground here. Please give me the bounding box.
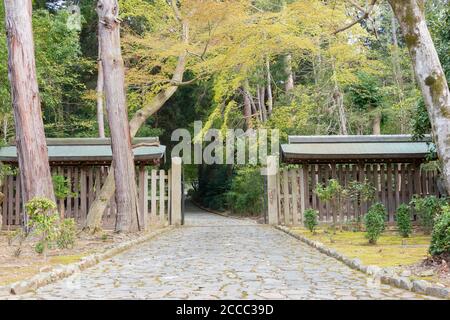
[0,229,147,286]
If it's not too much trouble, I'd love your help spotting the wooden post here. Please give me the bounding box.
[171,157,182,226]
[159,169,166,224]
[282,169,290,225]
[151,169,157,222]
[138,166,148,230]
[299,166,307,223]
[291,169,299,225]
[266,155,279,225]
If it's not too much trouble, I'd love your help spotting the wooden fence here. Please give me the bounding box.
[271,161,441,226]
[0,161,183,230]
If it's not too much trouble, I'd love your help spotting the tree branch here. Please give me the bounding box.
[332,0,378,35]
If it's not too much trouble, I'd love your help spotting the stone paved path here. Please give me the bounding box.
[20,203,431,300]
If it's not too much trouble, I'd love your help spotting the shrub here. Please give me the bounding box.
[429,205,450,256]
[347,179,376,203]
[410,195,446,234]
[56,218,76,249]
[315,179,343,225]
[304,209,319,233]
[52,175,76,200]
[226,167,264,215]
[25,197,60,257]
[396,204,412,237]
[364,203,386,244]
[35,241,44,254]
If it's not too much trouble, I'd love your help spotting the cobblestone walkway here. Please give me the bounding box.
[21,204,431,300]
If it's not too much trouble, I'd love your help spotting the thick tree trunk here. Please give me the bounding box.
[96,43,105,138]
[284,54,294,92]
[335,88,348,135]
[372,111,381,135]
[3,0,55,207]
[97,0,140,232]
[389,0,450,192]
[84,3,189,232]
[266,57,273,115]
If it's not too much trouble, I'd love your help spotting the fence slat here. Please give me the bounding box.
[8,175,13,226]
[159,169,166,224]
[282,170,289,225]
[15,175,20,225]
[151,169,157,220]
[80,168,87,222]
[1,180,7,226]
[290,169,299,225]
[138,166,148,229]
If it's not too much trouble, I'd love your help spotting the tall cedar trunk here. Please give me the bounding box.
[84,4,189,232]
[244,80,257,115]
[372,111,381,135]
[284,54,294,92]
[3,0,55,208]
[334,87,348,135]
[391,13,404,95]
[389,0,450,192]
[96,42,106,138]
[332,62,348,135]
[242,87,252,129]
[266,57,273,116]
[97,0,140,232]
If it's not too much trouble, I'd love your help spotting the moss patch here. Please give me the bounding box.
[404,34,419,48]
[290,227,431,268]
[49,254,84,265]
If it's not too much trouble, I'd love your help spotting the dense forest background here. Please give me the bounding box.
[1,0,449,214]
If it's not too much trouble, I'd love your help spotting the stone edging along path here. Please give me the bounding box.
[0,226,174,297]
[275,225,450,300]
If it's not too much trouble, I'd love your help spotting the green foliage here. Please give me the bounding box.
[304,209,319,233]
[364,203,387,244]
[410,195,446,234]
[26,197,60,256]
[25,197,78,255]
[0,163,18,181]
[315,179,342,202]
[429,205,450,256]
[396,204,412,238]
[315,178,375,226]
[348,72,384,112]
[427,0,450,83]
[411,98,431,141]
[192,164,232,211]
[35,241,45,254]
[347,179,376,203]
[52,175,77,200]
[56,218,77,249]
[226,167,264,216]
